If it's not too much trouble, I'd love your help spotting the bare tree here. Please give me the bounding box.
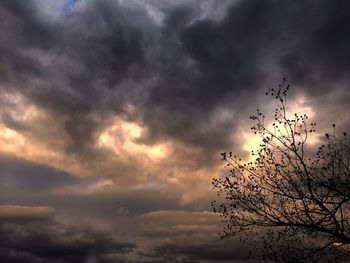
[212,79,350,262]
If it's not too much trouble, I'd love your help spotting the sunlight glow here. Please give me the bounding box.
[97,120,169,160]
[286,95,315,118]
[2,92,43,121]
[0,92,82,176]
[0,124,26,151]
[242,95,320,161]
[0,91,171,179]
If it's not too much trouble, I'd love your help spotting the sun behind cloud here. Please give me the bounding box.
[242,94,320,161]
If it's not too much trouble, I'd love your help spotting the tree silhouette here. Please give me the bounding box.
[212,79,350,262]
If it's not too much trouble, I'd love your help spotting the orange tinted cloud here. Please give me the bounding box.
[0,205,55,221]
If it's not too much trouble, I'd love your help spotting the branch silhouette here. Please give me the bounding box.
[212,79,350,262]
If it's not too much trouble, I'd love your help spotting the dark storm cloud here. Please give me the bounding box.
[0,221,135,263]
[0,0,56,80]
[143,0,350,151]
[183,0,350,91]
[141,5,244,152]
[277,1,350,87]
[0,0,152,156]
[0,0,149,92]
[1,0,349,165]
[152,238,256,262]
[0,205,135,263]
[137,211,262,263]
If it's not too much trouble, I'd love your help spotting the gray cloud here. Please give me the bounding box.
[0,204,135,262]
[137,210,263,263]
[0,0,152,158]
[0,153,200,219]
[0,210,135,263]
[0,154,83,194]
[140,0,350,161]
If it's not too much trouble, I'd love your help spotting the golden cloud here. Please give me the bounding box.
[0,205,56,221]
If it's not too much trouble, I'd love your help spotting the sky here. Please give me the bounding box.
[0,0,350,262]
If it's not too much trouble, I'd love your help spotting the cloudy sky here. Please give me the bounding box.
[0,0,349,262]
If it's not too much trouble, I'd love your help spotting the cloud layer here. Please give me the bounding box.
[0,206,135,263]
[1,0,350,262]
